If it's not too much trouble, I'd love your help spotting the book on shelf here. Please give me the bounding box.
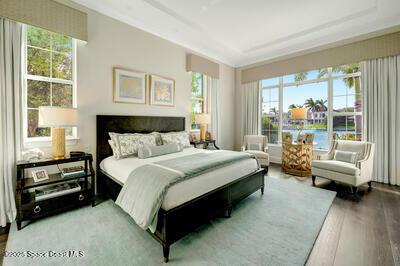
[35,182,81,201]
[61,166,86,178]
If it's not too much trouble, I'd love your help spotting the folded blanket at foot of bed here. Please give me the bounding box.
[115,151,258,232]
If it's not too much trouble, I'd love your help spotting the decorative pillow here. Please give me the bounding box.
[160,131,191,148]
[247,143,262,151]
[138,143,183,159]
[334,150,357,164]
[108,140,117,157]
[150,132,163,146]
[109,132,157,159]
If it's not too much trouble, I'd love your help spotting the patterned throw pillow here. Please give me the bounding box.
[150,132,163,146]
[160,131,191,148]
[333,150,357,164]
[109,132,157,159]
[108,140,118,157]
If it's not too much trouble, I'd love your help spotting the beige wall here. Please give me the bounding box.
[33,1,236,159]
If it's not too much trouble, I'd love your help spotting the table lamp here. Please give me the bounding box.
[195,114,210,141]
[291,107,307,135]
[38,106,78,159]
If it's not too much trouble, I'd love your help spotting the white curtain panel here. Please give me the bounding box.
[242,81,261,137]
[206,76,220,145]
[0,18,23,226]
[362,55,400,185]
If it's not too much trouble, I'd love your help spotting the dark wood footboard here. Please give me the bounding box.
[97,168,265,262]
[96,115,266,262]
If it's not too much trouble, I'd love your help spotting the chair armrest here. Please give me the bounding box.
[316,153,330,160]
[241,146,246,152]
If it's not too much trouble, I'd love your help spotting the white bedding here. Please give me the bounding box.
[100,148,259,210]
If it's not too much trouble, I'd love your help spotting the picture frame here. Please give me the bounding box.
[149,74,175,106]
[113,67,147,104]
[32,169,49,183]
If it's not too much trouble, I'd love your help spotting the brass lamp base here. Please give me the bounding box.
[199,124,207,141]
[52,128,66,159]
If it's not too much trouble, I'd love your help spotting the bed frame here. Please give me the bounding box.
[96,115,266,262]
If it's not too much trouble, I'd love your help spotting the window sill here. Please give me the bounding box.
[23,137,80,149]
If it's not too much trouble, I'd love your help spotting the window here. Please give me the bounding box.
[191,72,206,130]
[24,25,76,141]
[261,84,279,144]
[260,63,362,150]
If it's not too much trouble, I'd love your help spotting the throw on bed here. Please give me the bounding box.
[116,151,259,232]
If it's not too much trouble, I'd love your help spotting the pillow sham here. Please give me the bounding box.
[109,132,157,159]
[160,131,191,148]
[150,132,163,146]
[333,150,357,164]
[138,143,183,159]
[108,139,117,157]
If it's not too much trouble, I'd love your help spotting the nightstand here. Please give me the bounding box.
[190,140,220,150]
[15,153,95,230]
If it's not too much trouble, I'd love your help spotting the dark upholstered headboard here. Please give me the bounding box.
[96,115,186,169]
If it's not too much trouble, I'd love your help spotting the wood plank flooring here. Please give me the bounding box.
[268,164,400,266]
[0,163,399,265]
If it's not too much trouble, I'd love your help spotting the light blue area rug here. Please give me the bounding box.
[4,177,335,266]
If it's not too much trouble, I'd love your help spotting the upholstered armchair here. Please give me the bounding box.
[311,140,375,194]
[241,135,269,171]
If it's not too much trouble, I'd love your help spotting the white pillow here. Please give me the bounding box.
[334,150,357,164]
[160,131,191,148]
[109,132,157,159]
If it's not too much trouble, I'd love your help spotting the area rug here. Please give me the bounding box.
[4,177,335,266]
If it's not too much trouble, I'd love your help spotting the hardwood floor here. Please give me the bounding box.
[268,164,400,266]
[0,164,399,265]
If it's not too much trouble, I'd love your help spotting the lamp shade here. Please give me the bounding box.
[195,114,210,124]
[291,107,307,120]
[38,106,78,127]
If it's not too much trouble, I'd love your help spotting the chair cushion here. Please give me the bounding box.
[245,150,269,159]
[312,160,360,176]
[336,140,367,161]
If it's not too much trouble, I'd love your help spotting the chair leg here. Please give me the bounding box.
[311,175,316,186]
[368,181,372,191]
[163,245,170,263]
[351,186,358,195]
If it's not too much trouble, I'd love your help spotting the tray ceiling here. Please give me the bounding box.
[74,0,400,67]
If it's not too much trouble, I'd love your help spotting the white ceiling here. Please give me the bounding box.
[74,0,400,67]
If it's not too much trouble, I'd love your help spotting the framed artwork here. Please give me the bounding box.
[149,75,175,106]
[113,67,146,104]
[32,169,49,183]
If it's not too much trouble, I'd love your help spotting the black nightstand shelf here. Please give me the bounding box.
[16,153,95,230]
[190,139,220,150]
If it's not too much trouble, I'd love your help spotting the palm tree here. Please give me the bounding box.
[315,99,327,111]
[269,107,278,115]
[294,72,308,83]
[288,104,302,109]
[304,98,317,124]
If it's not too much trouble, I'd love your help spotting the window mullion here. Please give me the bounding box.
[327,67,333,143]
[278,77,283,144]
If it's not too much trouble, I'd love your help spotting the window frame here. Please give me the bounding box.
[191,72,207,131]
[260,67,362,150]
[22,25,78,145]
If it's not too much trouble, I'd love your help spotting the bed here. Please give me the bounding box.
[96,115,266,262]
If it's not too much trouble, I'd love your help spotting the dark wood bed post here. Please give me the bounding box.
[96,115,266,263]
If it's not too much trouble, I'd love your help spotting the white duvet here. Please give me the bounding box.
[100,148,259,210]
